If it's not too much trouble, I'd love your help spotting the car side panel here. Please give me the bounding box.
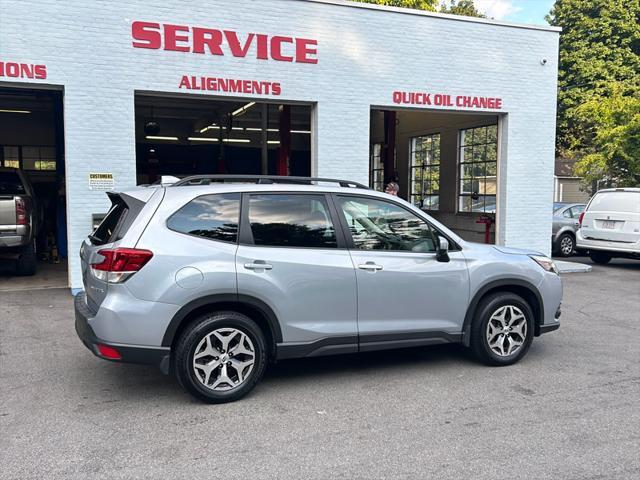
[464,243,561,325]
[236,245,358,343]
[86,284,181,346]
[126,226,238,306]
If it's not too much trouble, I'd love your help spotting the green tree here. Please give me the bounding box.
[440,0,485,17]
[355,0,485,16]
[546,0,640,186]
[354,0,438,10]
[573,87,640,186]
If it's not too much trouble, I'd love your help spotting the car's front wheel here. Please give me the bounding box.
[470,292,534,366]
[174,311,267,403]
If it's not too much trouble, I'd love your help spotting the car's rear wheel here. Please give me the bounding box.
[470,292,534,366]
[589,251,612,264]
[174,311,267,403]
[556,233,575,257]
[15,241,37,276]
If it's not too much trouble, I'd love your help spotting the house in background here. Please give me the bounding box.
[554,157,590,203]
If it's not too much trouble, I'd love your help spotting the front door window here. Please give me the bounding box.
[336,196,437,253]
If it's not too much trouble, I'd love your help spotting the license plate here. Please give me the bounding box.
[602,220,616,229]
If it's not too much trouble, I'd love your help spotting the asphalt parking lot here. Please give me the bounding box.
[1,258,639,479]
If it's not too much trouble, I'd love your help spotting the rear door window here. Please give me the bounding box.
[167,193,240,243]
[0,171,25,195]
[247,194,337,248]
[589,192,640,214]
[569,205,584,217]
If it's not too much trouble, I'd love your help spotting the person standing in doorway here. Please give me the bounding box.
[384,181,399,196]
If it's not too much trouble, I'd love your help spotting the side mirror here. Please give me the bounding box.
[436,237,450,263]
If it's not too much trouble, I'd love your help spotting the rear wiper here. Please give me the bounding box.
[88,234,102,245]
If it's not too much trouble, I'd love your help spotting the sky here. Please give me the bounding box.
[472,0,555,26]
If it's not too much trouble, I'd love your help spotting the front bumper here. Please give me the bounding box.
[74,292,171,374]
[539,323,560,334]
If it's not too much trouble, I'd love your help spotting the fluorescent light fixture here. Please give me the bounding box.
[231,127,244,131]
[0,109,31,114]
[199,125,220,133]
[231,102,256,117]
[223,138,251,143]
[291,130,311,134]
[146,135,178,141]
[267,128,279,132]
[245,127,262,132]
[267,140,280,145]
[188,137,219,142]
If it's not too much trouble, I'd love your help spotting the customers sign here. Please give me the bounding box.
[132,21,318,64]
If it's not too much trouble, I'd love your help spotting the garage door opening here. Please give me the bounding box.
[135,94,312,184]
[371,108,500,244]
[0,87,67,289]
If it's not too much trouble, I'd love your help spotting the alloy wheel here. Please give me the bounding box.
[560,235,574,255]
[486,305,528,357]
[192,327,256,391]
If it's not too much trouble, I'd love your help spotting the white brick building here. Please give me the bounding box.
[0,0,560,291]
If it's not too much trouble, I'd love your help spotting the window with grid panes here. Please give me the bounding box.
[370,143,384,191]
[458,125,497,213]
[2,146,20,168]
[409,133,440,210]
[22,146,56,171]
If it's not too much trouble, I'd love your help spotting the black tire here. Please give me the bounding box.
[15,241,37,276]
[470,292,535,366]
[174,311,267,404]
[590,251,612,264]
[556,233,575,257]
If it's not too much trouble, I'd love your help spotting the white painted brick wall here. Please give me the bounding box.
[0,0,559,289]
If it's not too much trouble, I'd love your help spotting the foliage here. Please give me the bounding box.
[573,87,640,186]
[354,0,485,16]
[354,0,438,11]
[439,0,485,17]
[547,0,640,162]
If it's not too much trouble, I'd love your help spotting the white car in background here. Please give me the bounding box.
[577,188,640,264]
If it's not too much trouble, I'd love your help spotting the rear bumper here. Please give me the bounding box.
[0,235,28,249]
[0,224,30,249]
[74,292,171,374]
[577,231,640,255]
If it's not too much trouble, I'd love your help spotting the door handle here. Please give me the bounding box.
[358,262,383,271]
[244,261,273,271]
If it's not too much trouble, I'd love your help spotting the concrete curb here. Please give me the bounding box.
[555,260,592,273]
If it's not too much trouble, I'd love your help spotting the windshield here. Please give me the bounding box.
[589,191,640,214]
[0,171,25,195]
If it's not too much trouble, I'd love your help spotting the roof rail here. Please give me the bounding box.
[171,175,370,189]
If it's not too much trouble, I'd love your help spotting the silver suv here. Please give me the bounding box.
[75,176,562,403]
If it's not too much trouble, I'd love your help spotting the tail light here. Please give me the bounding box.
[15,198,28,225]
[578,211,585,227]
[91,247,153,283]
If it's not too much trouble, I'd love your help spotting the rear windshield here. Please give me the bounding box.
[0,171,25,195]
[589,191,640,214]
[91,200,129,245]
